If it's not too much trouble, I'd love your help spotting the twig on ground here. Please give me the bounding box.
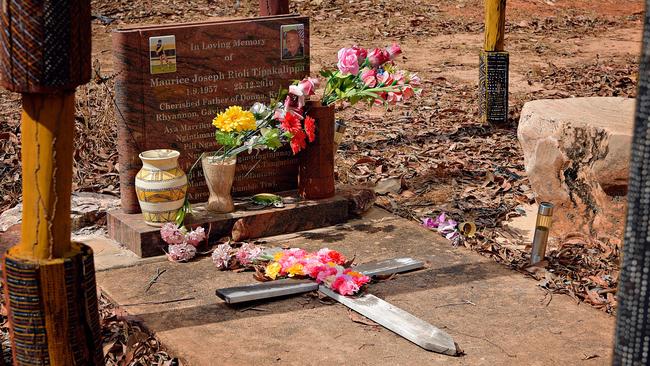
[145,268,167,293]
[122,296,195,307]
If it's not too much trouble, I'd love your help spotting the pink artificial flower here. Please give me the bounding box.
[351,45,368,63]
[168,243,197,262]
[331,275,360,296]
[298,77,319,96]
[304,261,326,278]
[368,48,390,67]
[286,248,309,258]
[236,243,262,266]
[386,43,402,59]
[212,243,232,269]
[160,223,185,245]
[337,47,360,75]
[361,68,377,87]
[185,226,206,247]
[316,266,338,284]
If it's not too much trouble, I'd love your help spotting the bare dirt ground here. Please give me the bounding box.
[0,0,644,363]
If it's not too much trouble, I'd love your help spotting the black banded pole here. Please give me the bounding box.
[613,1,650,364]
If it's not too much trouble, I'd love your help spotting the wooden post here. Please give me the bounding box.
[260,0,289,15]
[0,0,102,364]
[14,93,75,260]
[479,0,509,124]
[484,0,506,51]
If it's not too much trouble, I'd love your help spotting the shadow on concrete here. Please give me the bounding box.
[134,260,512,333]
[297,223,396,243]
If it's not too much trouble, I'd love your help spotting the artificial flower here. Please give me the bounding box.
[161,223,186,245]
[361,68,377,87]
[402,86,416,100]
[290,129,308,154]
[212,106,256,132]
[168,243,196,262]
[368,48,390,67]
[351,45,368,64]
[265,261,282,280]
[386,43,402,59]
[236,243,263,266]
[185,226,206,247]
[212,243,232,269]
[287,263,305,277]
[326,250,346,265]
[304,116,316,142]
[331,275,360,296]
[337,47,360,75]
[298,77,319,96]
[281,109,302,134]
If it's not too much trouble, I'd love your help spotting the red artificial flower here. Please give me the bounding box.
[304,116,316,142]
[290,130,307,154]
[327,250,346,265]
[281,111,302,134]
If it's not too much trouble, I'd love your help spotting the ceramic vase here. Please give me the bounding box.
[135,149,188,226]
[202,154,236,213]
[299,101,336,199]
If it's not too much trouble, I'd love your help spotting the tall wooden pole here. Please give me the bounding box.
[484,0,506,51]
[260,0,289,15]
[0,0,102,364]
[479,0,509,124]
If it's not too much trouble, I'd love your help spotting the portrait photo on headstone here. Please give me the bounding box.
[149,35,177,74]
[280,24,304,60]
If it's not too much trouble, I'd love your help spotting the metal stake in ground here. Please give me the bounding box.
[479,0,509,124]
[0,1,102,364]
[613,2,650,364]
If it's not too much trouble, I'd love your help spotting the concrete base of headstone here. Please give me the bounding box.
[517,97,635,237]
[107,191,349,257]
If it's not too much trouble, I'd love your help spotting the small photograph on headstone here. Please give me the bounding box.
[280,24,305,60]
[149,35,177,74]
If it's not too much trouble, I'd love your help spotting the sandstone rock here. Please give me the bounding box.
[0,192,120,233]
[517,97,635,237]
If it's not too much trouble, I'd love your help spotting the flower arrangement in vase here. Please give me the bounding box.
[201,82,320,213]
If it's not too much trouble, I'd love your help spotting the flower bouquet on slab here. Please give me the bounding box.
[212,243,371,296]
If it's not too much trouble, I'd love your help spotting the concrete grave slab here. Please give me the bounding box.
[96,208,614,365]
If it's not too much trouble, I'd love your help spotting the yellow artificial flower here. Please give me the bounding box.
[265,262,282,280]
[273,252,284,261]
[287,263,305,277]
[212,106,256,132]
[327,261,337,267]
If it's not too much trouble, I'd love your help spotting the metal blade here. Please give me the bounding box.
[319,286,459,356]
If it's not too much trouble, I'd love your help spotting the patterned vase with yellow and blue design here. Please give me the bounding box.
[135,149,188,226]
